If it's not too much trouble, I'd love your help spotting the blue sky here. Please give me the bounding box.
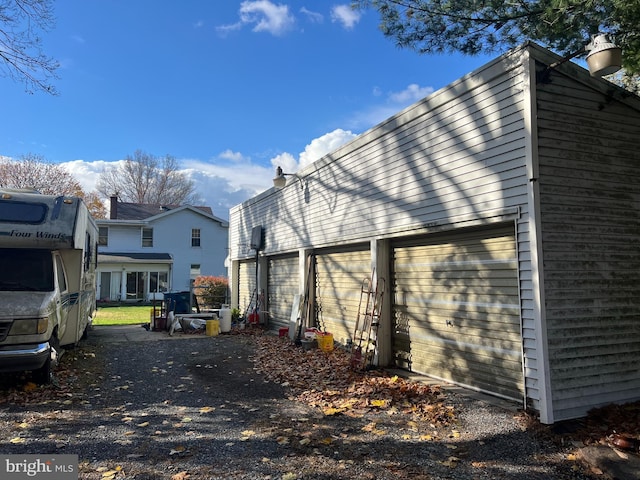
[1,1,496,219]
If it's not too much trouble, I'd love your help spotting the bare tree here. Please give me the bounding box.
[96,150,197,205]
[0,154,83,194]
[0,154,107,217]
[0,0,59,94]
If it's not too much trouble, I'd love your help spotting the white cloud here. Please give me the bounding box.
[298,129,357,169]
[270,152,298,173]
[61,159,113,192]
[346,83,435,130]
[271,128,357,173]
[218,149,247,162]
[57,129,358,219]
[217,1,295,37]
[388,83,434,103]
[300,7,323,24]
[330,5,361,29]
[216,22,244,36]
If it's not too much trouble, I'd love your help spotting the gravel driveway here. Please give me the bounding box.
[0,326,610,479]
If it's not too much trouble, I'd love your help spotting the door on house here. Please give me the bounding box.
[126,271,146,300]
[99,272,111,301]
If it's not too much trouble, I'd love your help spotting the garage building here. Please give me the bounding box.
[228,43,640,424]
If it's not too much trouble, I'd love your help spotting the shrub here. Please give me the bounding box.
[193,275,229,309]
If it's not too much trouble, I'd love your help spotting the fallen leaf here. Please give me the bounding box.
[137,422,149,427]
[171,472,190,480]
[10,437,26,444]
[169,446,186,456]
[199,406,214,413]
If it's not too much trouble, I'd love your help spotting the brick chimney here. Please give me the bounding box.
[110,195,118,219]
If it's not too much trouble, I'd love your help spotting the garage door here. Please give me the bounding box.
[238,260,257,316]
[315,246,370,344]
[267,255,299,330]
[392,225,523,401]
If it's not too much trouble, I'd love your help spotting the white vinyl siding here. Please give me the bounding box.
[535,72,640,421]
[229,46,564,417]
[229,57,529,257]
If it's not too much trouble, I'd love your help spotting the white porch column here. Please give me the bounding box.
[120,269,127,301]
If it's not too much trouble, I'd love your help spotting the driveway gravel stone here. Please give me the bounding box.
[0,325,634,479]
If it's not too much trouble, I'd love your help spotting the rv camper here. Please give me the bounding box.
[0,189,98,383]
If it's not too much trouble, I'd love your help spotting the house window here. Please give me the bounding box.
[142,227,153,247]
[98,226,108,246]
[191,228,201,247]
[150,272,168,293]
[190,264,201,279]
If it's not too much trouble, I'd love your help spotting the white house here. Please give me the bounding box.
[97,196,228,302]
[227,42,640,424]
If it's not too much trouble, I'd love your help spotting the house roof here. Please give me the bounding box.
[98,252,173,264]
[115,202,213,220]
[103,197,229,227]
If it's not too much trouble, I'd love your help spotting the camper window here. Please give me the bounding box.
[55,255,67,292]
[0,200,47,224]
[0,249,54,291]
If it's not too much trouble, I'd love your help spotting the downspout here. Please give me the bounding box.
[524,50,554,424]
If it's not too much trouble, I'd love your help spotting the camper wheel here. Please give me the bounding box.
[33,336,60,385]
[81,322,89,340]
[33,354,51,385]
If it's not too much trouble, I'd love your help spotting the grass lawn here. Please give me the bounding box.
[93,305,153,326]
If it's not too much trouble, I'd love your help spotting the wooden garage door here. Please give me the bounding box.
[267,255,299,330]
[238,260,257,316]
[392,225,523,401]
[315,246,370,344]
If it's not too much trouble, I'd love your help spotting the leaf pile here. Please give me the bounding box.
[568,401,640,448]
[0,347,100,407]
[251,334,453,425]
